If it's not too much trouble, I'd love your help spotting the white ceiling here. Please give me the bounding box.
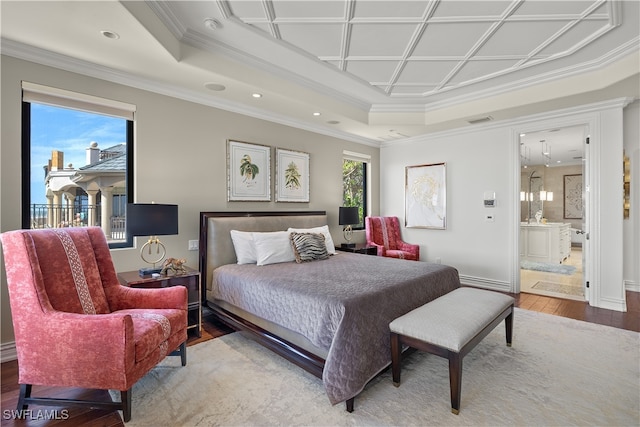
[1,0,638,149]
[520,125,586,167]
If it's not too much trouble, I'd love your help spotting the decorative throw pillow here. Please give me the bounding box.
[230,230,257,264]
[287,225,336,255]
[290,232,329,263]
[253,231,296,266]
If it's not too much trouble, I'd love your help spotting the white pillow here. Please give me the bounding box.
[287,225,336,255]
[230,230,257,264]
[252,231,296,266]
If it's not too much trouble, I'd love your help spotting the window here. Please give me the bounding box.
[21,82,135,248]
[342,151,370,229]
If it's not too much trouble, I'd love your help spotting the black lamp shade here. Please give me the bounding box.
[127,203,178,236]
[339,206,360,225]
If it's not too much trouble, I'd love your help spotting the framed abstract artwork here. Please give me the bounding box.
[275,148,309,202]
[405,162,446,229]
[564,174,583,219]
[227,140,271,201]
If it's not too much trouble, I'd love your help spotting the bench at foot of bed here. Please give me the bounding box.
[389,287,514,414]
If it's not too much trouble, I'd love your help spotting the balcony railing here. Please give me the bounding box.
[29,204,125,241]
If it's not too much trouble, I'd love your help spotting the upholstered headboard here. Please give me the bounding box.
[198,211,328,302]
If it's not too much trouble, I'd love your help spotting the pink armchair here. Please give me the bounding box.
[365,216,420,261]
[0,227,188,422]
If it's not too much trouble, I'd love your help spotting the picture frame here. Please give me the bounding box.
[227,140,271,201]
[275,148,309,203]
[563,174,583,219]
[405,162,446,229]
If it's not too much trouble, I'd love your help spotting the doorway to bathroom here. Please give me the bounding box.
[519,125,588,301]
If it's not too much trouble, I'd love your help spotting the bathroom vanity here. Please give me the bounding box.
[520,222,571,264]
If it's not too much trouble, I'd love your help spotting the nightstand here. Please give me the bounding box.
[117,266,201,337]
[335,244,378,256]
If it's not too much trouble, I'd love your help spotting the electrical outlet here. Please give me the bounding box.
[188,240,198,251]
[435,257,441,264]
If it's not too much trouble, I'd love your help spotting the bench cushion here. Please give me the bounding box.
[389,288,514,352]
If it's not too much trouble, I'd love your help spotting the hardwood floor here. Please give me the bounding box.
[1,292,638,426]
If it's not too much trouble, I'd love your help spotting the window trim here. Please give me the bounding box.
[21,83,135,249]
[343,151,370,230]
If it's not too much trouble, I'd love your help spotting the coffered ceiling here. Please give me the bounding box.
[1,0,638,146]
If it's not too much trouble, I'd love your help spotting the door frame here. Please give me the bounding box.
[511,115,596,306]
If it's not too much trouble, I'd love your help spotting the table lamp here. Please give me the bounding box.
[127,203,178,276]
[339,206,359,248]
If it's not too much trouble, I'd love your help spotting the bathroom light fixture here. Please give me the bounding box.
[539,190,553,201]
[252,93,262,98]
[541,140,551,167]
[313,112,321,116]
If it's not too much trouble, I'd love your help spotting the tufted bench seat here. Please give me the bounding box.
[389,287,515,414]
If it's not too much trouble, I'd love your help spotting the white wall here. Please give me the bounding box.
[381,126,513,290]
[623,100,640,292]
[380,99,638,311]
[0,55,379,348]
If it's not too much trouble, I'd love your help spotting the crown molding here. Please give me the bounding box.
[381,97,635,148]
[1,38,380,148]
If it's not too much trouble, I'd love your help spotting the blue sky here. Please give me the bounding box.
[30,104,126,205]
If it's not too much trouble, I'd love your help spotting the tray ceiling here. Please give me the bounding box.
[1,0,638,145]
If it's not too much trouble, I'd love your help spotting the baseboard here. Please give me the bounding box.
[459,275,512,293]
[624,280,639,293]
[1,341,17,363]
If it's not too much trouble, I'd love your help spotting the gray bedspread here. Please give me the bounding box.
[212,252,460,404]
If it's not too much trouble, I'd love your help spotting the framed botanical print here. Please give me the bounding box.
[275,148,309,202]
[405,162,446,229]
[227,140,271,201]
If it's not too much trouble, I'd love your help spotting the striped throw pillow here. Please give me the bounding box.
[290,232,329,263]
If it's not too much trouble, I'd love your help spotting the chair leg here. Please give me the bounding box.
[120,389,132,422]
[180,341,187,366]
[17,384,31,410]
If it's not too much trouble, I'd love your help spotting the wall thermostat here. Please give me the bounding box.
[484,191,496,207]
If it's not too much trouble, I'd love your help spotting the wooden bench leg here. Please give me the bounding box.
[448,352,462,415]
[390,332,402,386]
[505,308,514,347]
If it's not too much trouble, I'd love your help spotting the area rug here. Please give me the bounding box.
[520,260,576,275]
[532,280,583,296]
[122,309,639,426]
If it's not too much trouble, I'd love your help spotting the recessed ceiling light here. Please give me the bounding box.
[312,112,321,116]
[327,120,340,125]
[204,18,221,31]
[252,93,262,98]
[100,30,120,40]
[204,82,226,91]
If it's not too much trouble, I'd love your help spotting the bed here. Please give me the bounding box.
[199,211,461,411]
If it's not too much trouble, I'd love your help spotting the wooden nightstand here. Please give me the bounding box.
[335,244,378,256]
[117,266,201,337]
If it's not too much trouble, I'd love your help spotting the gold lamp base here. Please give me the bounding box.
[138,236,167,276]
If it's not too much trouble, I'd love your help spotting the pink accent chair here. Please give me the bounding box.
[365,216,420,261]
[0,227,188,422]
